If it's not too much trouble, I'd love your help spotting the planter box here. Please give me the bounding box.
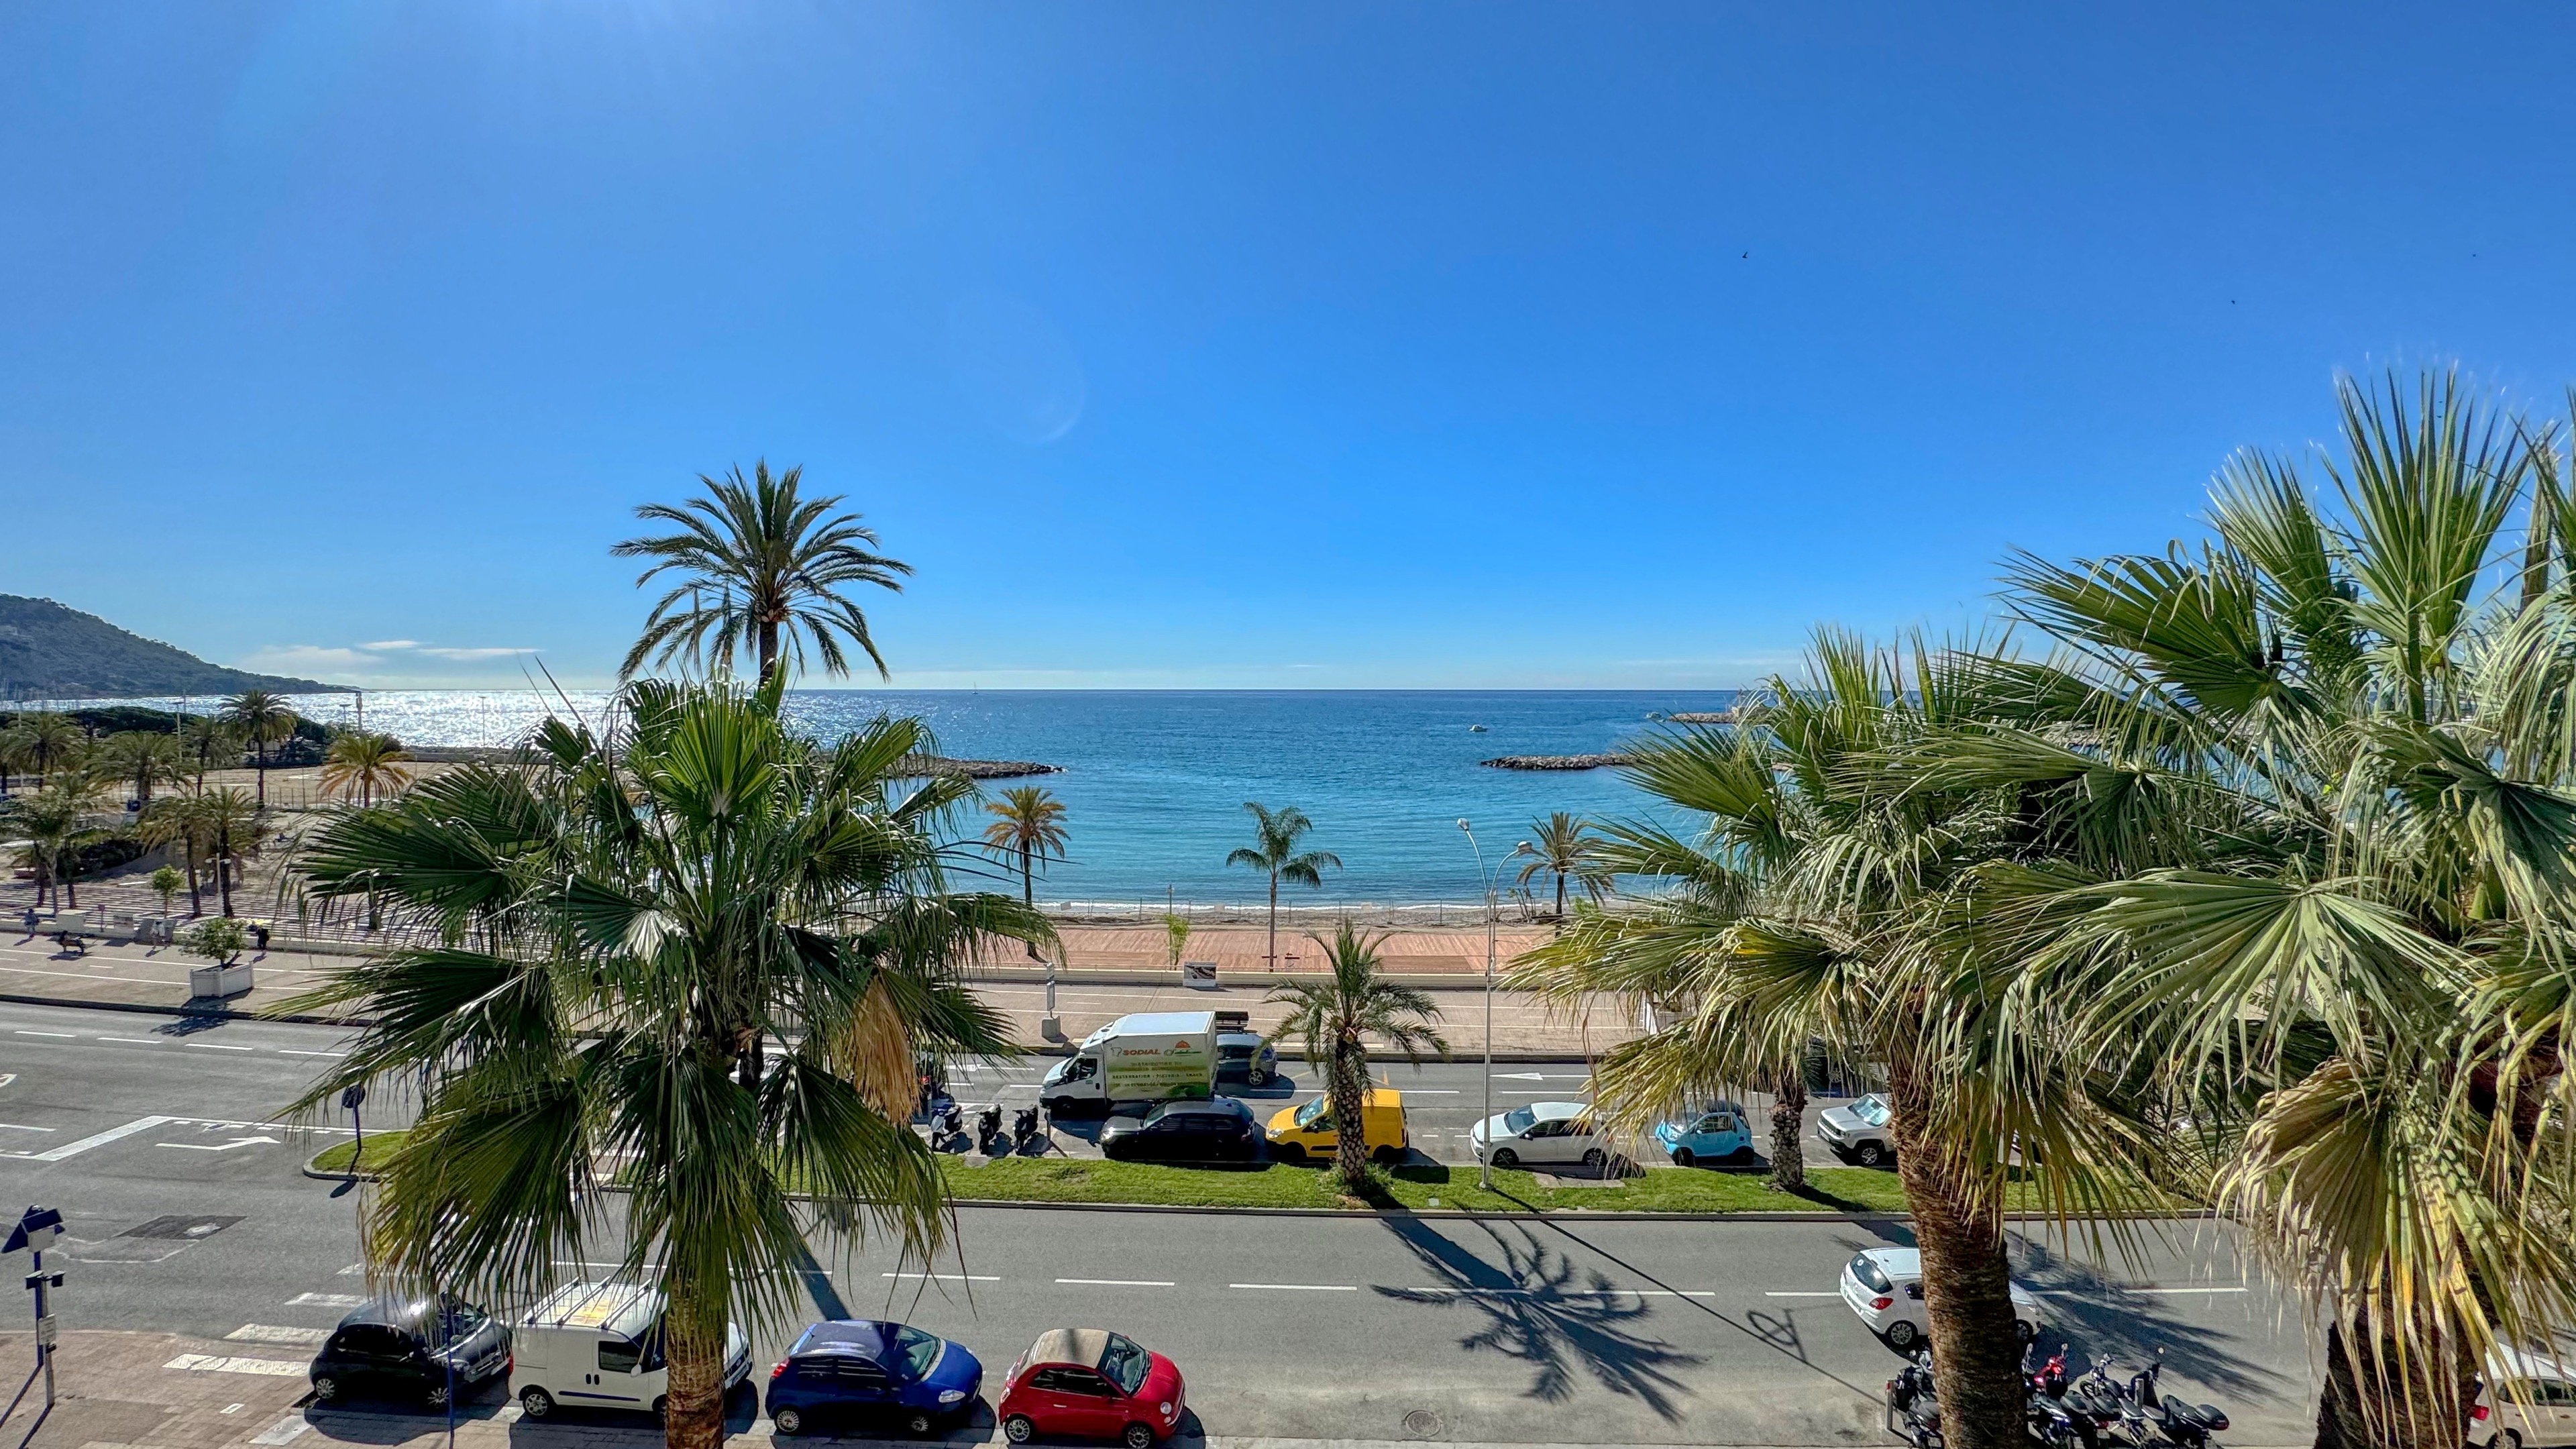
[187,962,255,1000]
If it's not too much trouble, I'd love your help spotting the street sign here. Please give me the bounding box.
[1181,961,1219,989]
[3,1205,63,1255]
[34,1315,55,1346]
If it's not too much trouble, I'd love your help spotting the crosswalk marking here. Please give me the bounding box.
[228,1324,333,1346]
[166,1354,307,1377]
[286,1293,368,1309]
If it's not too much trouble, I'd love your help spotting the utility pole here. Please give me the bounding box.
[7,1204,66,1424]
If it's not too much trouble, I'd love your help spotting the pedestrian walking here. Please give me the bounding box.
[252,922,270,954]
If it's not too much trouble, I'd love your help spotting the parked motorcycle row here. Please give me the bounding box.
[919,1089,1053,1158]
[1887,1342,2231,1449]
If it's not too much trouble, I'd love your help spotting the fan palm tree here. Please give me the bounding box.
[981,787,1069,959]
[0,722,33,797]
[219,691,298,804]
[1226,803,1342,969]
[7,712,85,786]
[319,731,415,808]
[180,714,240,788]
[1925,372,2576,1449]
[614,461,912,684]
[139,791,219,917]
[99,731,186,807]
[3,775,113,908]
[275,674,1045,1449]
[1267,922,1447,1193]
[1511,812,1607,920]
[194,786,267,918]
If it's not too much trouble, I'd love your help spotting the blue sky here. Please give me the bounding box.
[6,3,2574,690]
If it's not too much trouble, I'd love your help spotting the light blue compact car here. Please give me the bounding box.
[1653,1100,1754,1167]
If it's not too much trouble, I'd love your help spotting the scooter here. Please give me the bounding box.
[975,1104,1007,1156]
[2129,1349,2229,1449]
[2062,1361,2136,1446]
[934,1098,967,1152]
[1885,1349,1943,1449]
[1012,1106,1045,1154]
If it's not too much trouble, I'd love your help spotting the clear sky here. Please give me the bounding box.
[6,4,2574,690]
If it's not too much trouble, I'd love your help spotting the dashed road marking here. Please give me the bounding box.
[186,1042,256,1052]
[229,1324,334,1346]
[287,1293,369,1309]
[1765,1291,1841,1298]
[13,1029,76,1038]
[1230,1282,1356,1291]
[0,1122,56,1133]
[278,1050,347,1058]
[166,1353,307,1376]
[881,1272,998,1283]
[97,1036,165,1046]
[1057,1279,1174,1287]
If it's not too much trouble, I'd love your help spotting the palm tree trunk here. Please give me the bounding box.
[1333,1040,1368,1194]
[1268,875,1280,968]
[217,831,235,918]
[757,620,780,683]
[185,851,202,917]
[1887,1059,2027,1449]
[2314,1306,2477,1449]
[1555,869,1567,918]
[62,861,78,908]
[1022,843,1039,960]
[661,1274,732,1449]
[1767,1069,1807,1192]
[254,741,266,804]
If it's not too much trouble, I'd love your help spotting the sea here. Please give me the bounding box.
[36,690,1737,907]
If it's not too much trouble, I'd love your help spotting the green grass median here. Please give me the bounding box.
[310,1130,1913,1214]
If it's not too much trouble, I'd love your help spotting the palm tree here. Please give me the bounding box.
[1267,922,1447,1193]
[3,777,111,908]
[1511,812,1607,920]
[276,675,1046,1449]
[1226,803,1342,969]
[99,731,186,807]
[0,723,32,796]
[614,461,913,684]
[319,731,415,807]
[180,714,239,788]
[140,792,215,917]
[218,691,297,804]
[981,787,1069,959]
[195,786,266,918]
[9,712,84,785]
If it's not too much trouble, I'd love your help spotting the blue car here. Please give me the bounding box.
[765,1320,983,1438]
[1654,1100,1753,1167]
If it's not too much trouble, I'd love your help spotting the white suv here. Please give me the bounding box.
[1470,1102,1617,1170]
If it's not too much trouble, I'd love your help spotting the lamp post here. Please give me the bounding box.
[1457,822,1529,1190]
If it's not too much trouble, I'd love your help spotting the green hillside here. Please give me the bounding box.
[0,594,339,700]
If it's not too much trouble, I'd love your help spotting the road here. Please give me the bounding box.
[0,1001,2323,1445]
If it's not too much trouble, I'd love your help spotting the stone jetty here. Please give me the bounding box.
[1480,753,1631,771]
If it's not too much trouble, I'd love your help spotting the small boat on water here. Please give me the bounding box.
[1468,724,1487,733]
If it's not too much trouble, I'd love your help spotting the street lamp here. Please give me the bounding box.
[1458,821,1529,1190]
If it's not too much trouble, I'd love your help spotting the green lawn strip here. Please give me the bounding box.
[311,1129,411,1175]
[945,1157,1911,1214]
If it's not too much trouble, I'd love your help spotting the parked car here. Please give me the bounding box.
[1097,1097,1260,1163]
[1838,1248,2041,1351]
[997,1328,1185,1448]
[1654,1100,1752,1166]
[1816,1091,1895,1166]
[1214,1010,1277,1087]
[309,1294,511,1410]
[1468,1102,1619,1171]
[766,1319,982,1438]
[509,1280,752,1421]
[1265,1088,1407,1165]
[2472,1348,2576,1449]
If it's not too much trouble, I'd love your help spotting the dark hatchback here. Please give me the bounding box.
[766,1320,983,1437]
[1098,1097,1260,1163]
[309,1295,511,1410]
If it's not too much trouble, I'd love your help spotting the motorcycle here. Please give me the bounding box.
[2129,1349,2229,1449]
[976,1104,1007,1156]
[1012,1106,1045,1154]
[2062,1361,2136,1446]
[1885,1349,1944,1449]
[933,1098,967,1152]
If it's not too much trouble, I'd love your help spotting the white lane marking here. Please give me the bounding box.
[0,1122,56,1132]
[98,1036,166,1046]
[14,1029,76,1038]
[2032,1285,2250,1297]
[185,1042,255,1052]
[251,1413,315,1444]
[166,1353,307,1376]
[1057,1279,1175,1287]
[1,1114,177,1163]
[228,1324,333,1346]
[2129,1286,2247,1295]
[277,1050,347,1057]
[881,1272,998,1282]
[1229,1282,1356,1291]
[1765,1291,1842,1297]
[288,1293,370,1309]
[158,1135,282,1152]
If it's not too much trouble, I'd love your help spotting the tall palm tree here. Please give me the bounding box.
[3,776,112,908]
[139,793,213,917]
[9,712,85,785]
[219,691,297,804]
[1511,812,1607,920]
[0,722,33,796]
[614,461,912,684]
[195,786,267,918]
[1226,803,1342,969]
[276,675,1045,1449]
[99,731,186,807]
[181,714,240,789]
[319,731,415,807]
[1930,373,2576,1449]
[1267,922,1447,1193]
[981,787,1069,959]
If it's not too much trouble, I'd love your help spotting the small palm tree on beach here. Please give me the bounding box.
[99,731,186,807]
[181,715,240,789]
[1227,802,1341,969]
[981,787,1069,957]
[219,691,297,804]
[1267,922,1446,1193]
[614,461,912,684]
[319,731,415,807]
[1512,812,1608,920]
[3,779,109,908]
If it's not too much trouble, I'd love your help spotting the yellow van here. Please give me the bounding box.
[1266,1089,1408,1165]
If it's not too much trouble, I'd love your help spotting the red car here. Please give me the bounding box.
[997,1328,1185,1448]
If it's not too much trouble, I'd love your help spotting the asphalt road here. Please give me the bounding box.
[1,1001,2322,1446]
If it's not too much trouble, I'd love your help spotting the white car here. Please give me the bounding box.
[1817,1092,1895,1166]
[1839,1248,2041,1352]
[2473,1348,2576,1448]
[1470,1102,1617,1170]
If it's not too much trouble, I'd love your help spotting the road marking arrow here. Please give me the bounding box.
[156,1135,281,1152]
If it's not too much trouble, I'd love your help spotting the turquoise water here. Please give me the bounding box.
[44,689,1734,904]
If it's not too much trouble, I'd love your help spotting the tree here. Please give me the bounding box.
[180,715,240,789]
[195,787,267,918]
[1267,922,1447,1193]
[2,777,111,908]
[614,461,913,684]
[99,731,186,807]
[278,675,1047,1449]
[218,692,297,804]
[1511,812,1607,920]
[140,792,216,917]
[0,723,32,796]
[320,731,415,808]
[1226,803,1341,969]
[980,787,1069,959]
[6,713,85,786]
[148,864,184,915]
[1162,912,1191,968]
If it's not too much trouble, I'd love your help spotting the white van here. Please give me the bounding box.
[508,1281,751,1421]
[1039,1011,1218,1116]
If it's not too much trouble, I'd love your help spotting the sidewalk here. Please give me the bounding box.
[0,935,1633,1059]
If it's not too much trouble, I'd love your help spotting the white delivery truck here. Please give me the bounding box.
[1038,1010,1219,1116]
[509,1281,752,1422]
